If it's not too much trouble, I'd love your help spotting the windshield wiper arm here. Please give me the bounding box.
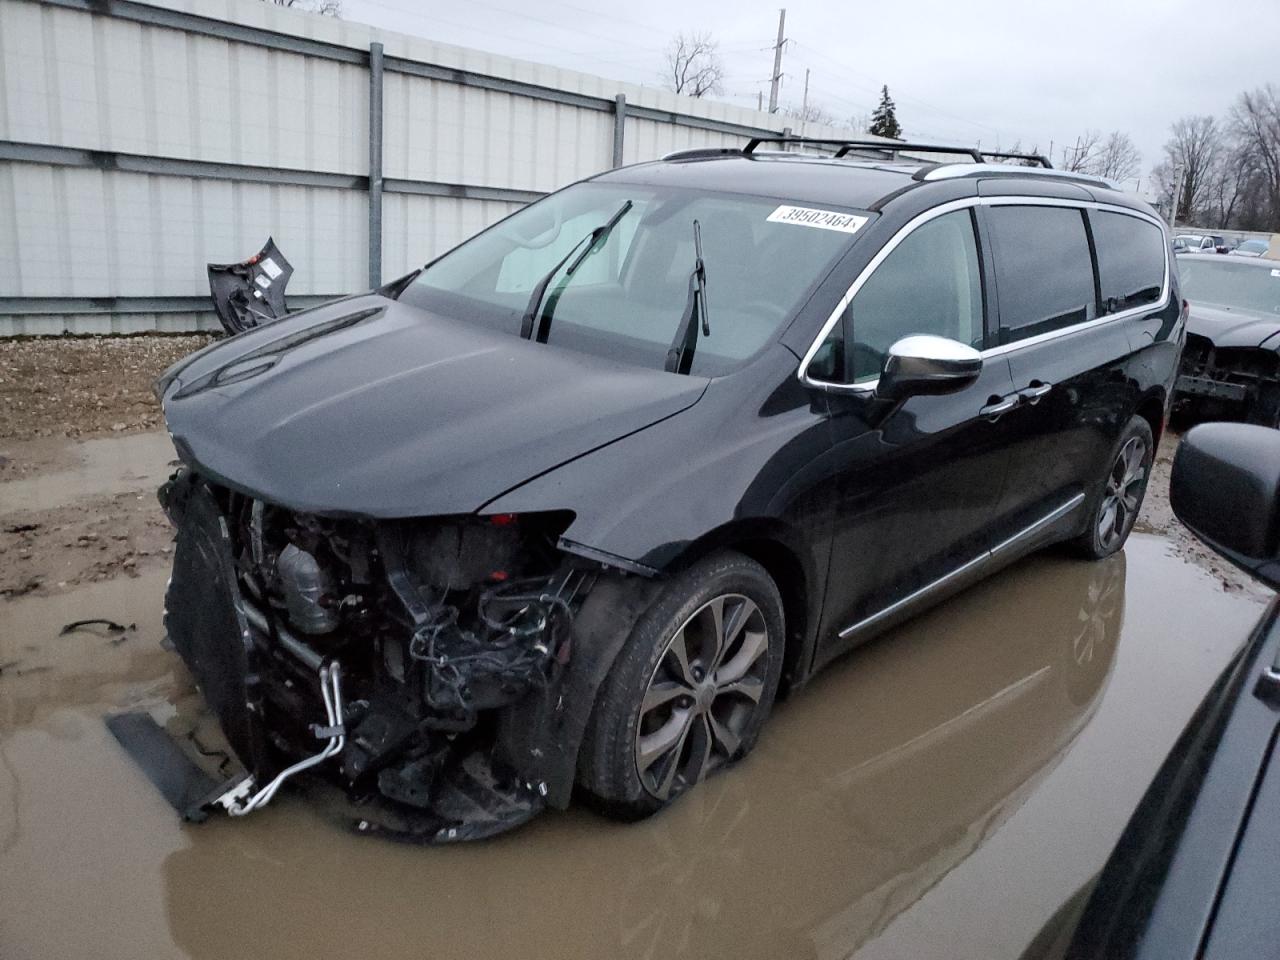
[519,200,633,342]
[664,220,711,375]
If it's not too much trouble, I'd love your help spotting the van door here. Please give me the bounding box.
[806,205,1017,667]
[982,202,1160,535]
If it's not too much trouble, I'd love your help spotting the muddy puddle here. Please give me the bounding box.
[1,433,177,514]
[0,528,1268,960]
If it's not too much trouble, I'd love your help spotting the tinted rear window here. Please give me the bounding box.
[1091,211,1165,314]
[988,205,1097,344]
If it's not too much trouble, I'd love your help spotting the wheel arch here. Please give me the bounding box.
[1135,389,1166,447]
[663,519,818,691]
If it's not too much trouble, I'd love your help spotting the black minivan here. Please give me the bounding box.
[149,139,1183,841]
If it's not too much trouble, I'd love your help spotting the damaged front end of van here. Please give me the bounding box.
[119,293,700,841]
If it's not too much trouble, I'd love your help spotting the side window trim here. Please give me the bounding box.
[971,206,1000,351]
[1081,207,1104,320]
[798,195,1172,390]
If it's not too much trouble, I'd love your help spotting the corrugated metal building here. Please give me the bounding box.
[0,0,866,335]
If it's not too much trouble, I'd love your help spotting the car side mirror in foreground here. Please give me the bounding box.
[1171,423,1280,590]
[875,335,982,403]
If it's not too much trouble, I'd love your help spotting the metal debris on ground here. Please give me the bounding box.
[59,618,137,636]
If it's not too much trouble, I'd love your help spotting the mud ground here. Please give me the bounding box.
[0,335,1274,960]
[0,433,180,598]
[0,335,210,597]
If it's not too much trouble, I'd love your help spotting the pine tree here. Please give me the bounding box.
[868,86,901,140]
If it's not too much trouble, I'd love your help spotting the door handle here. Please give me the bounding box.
[979,395,1019,419]
[1017,382,1053,405]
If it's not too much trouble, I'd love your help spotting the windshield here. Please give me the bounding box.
[399,181,868,375]
[1180,258,1280,315]
[1238,239,1268,253]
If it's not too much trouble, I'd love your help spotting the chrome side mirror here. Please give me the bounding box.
[1171,423,1280,589]
[875,335,983,402]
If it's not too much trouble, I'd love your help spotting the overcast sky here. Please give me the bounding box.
[344,0,1278,188]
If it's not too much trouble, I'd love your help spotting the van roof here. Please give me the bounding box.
[595,148,1155,218]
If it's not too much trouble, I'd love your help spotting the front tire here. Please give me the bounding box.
[1070,415,1154,560]
[578,551,784,820]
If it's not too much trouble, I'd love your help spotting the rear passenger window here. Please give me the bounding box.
[988,206,1096,345]
[1091,211,1166,314]
[808,209,984,384]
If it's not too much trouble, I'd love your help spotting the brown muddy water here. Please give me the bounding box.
[0,435,1272,960]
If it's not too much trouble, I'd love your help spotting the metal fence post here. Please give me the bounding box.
[612,94,627,168]
[368,41,384,288]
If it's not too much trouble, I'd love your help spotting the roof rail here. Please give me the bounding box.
[917,163,1118,189]
[661,147,745,162]
[742,136,983,163]
[978,150,1053,168]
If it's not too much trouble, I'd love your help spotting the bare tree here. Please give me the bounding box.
[663,32,725,99]
[1061,130,1103,172]
[1092,131,1142,182]
[1231,85,1280,230]
[264,0,342,14]
[1201,144,1254,227]
[998,140,1048,166]
[1153,116,1221,223]
[783,102,835,126]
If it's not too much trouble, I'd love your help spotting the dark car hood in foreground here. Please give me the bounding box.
[161,295,708,517]
[1186,303,1280,350]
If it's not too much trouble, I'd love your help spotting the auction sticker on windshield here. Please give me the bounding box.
[767,205,868,234]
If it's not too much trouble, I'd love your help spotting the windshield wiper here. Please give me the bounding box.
[664,220,711,375]
[519,200,633,342]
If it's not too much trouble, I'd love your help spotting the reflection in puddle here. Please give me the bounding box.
[163,553,1121,960]
[606,553,1125,960]
[0,542,1263,960]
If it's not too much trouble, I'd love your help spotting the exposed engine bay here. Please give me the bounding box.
[153,468,637,842]
[1176,332,1280,424]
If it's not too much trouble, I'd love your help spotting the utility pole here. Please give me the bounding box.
[757,90,763,111]
[1170,165,1186,228]
[801,68,809,123]
[768,8,786,114]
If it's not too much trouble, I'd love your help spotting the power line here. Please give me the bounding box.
[789,40,1001,137]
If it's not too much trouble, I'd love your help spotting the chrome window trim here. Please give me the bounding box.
[797,195,1172,392]
[921,163,1119,190]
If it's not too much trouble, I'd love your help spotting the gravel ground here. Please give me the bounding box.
[0,334,215,443]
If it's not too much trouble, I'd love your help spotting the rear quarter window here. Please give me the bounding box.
[988,205,1096,345]
[1091,211,1166,314]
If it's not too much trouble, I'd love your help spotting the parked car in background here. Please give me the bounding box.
[135,140,1181,841]
[1173,253,1280,426]
[1056,422,1280,960]
[1174,233,1228,254]
[1230,238,1271,258]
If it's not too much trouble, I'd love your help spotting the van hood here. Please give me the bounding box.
[160,295,708,517]
[1186,302,1280,350]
